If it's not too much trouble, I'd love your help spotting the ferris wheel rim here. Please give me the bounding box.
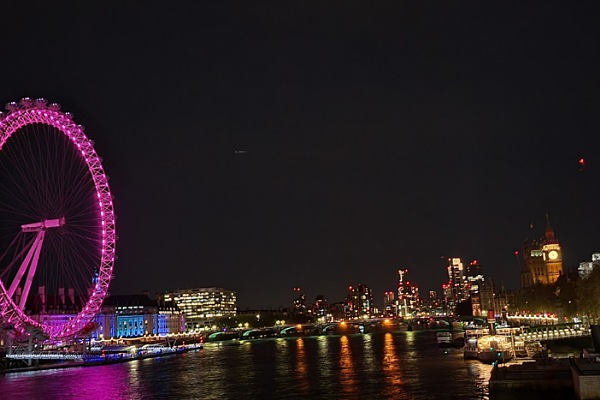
[0,97,116,340]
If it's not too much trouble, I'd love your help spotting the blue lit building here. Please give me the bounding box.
[95,294,184,339]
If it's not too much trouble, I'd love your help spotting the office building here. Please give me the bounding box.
[162,287,237,331]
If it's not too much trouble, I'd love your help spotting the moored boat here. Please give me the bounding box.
[464,337,478,359]
[138,343,184,357]
[83,341,194,366]
[436,331,452,347]
[525,341,544,358]
[474,335,513,363]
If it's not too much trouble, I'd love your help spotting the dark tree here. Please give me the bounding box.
[575,268,600,324]
[455,298,473,317]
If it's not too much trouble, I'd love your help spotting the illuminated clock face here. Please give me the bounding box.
[548,250,558,260]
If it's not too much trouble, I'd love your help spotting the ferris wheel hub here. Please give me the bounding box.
[21,217,66,232]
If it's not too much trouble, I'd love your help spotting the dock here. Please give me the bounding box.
[490,355,600,400]
[490,358,574,399]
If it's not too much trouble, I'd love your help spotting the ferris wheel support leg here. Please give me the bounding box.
[19,231,45,311]
[7,231,44,299]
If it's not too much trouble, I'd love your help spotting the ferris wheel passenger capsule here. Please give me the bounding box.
[20,98,33,107]
[65,112,74,119]
[48,103,61,111]
[34,98,47,107]
[6,102,18,111]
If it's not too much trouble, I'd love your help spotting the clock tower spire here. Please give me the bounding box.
[542,213,562,284]
[545,213,558,244]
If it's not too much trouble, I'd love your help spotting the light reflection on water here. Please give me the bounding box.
[383,332,403,397]
[339,334,358,397]
[293,338,308,395]
[0,331,493,400]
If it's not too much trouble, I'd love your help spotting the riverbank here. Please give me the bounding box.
[0,360,85,374]
[0,341,204,374]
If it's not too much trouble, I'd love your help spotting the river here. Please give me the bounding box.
[0,330,493,400]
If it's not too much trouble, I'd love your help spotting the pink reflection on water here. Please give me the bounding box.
[2,363,146,400]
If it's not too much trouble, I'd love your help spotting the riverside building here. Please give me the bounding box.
[161,287,237,331]
[467,260,484,317]
[519,215,564,288]
[20,288,184,339]
[95,294,184,339]
[578,253,600,279]
[446,258,467,306]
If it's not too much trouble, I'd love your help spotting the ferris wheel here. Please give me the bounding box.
[0,98,116,341]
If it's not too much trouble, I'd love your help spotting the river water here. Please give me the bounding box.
[0,330,493,400]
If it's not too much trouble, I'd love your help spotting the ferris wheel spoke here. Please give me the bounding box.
[0,233,34,282]
[17,230,45,311]
[6,231,43,298]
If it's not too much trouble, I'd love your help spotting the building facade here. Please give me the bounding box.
[345,284,374,319]
[446,258,467,306]
[466,260,484,317]
[95,294,184,339]
[383,291,396,317]
[23,291,184,340]
[520,216,564,288]
[162,287,237,331]
[578,253,600,279]
[397,269,419,317]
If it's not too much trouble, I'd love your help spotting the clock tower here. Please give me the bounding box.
[542,214,563,284]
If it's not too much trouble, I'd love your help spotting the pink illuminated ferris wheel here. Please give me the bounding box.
[0,98,116,341]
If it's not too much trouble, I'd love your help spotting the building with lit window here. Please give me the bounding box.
[578,253,600,279]
[397,269,419,317]
[290,288,308,318]
[24,286,82,337]
[162,287,237,331]
[446,258,467,306]
[312,295,331,322]
[467,260,484,317]
[23,289,183,340]
[95,294,184,339]
[478,277,513,319]
[345,284,374,319]
[383,291,396,317]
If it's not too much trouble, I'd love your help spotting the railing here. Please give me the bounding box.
[516,326,590,342]
[5,352,84,360]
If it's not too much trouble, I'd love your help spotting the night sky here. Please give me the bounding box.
[2,2,600,309]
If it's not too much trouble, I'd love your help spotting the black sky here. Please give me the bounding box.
[2,2,600,309]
